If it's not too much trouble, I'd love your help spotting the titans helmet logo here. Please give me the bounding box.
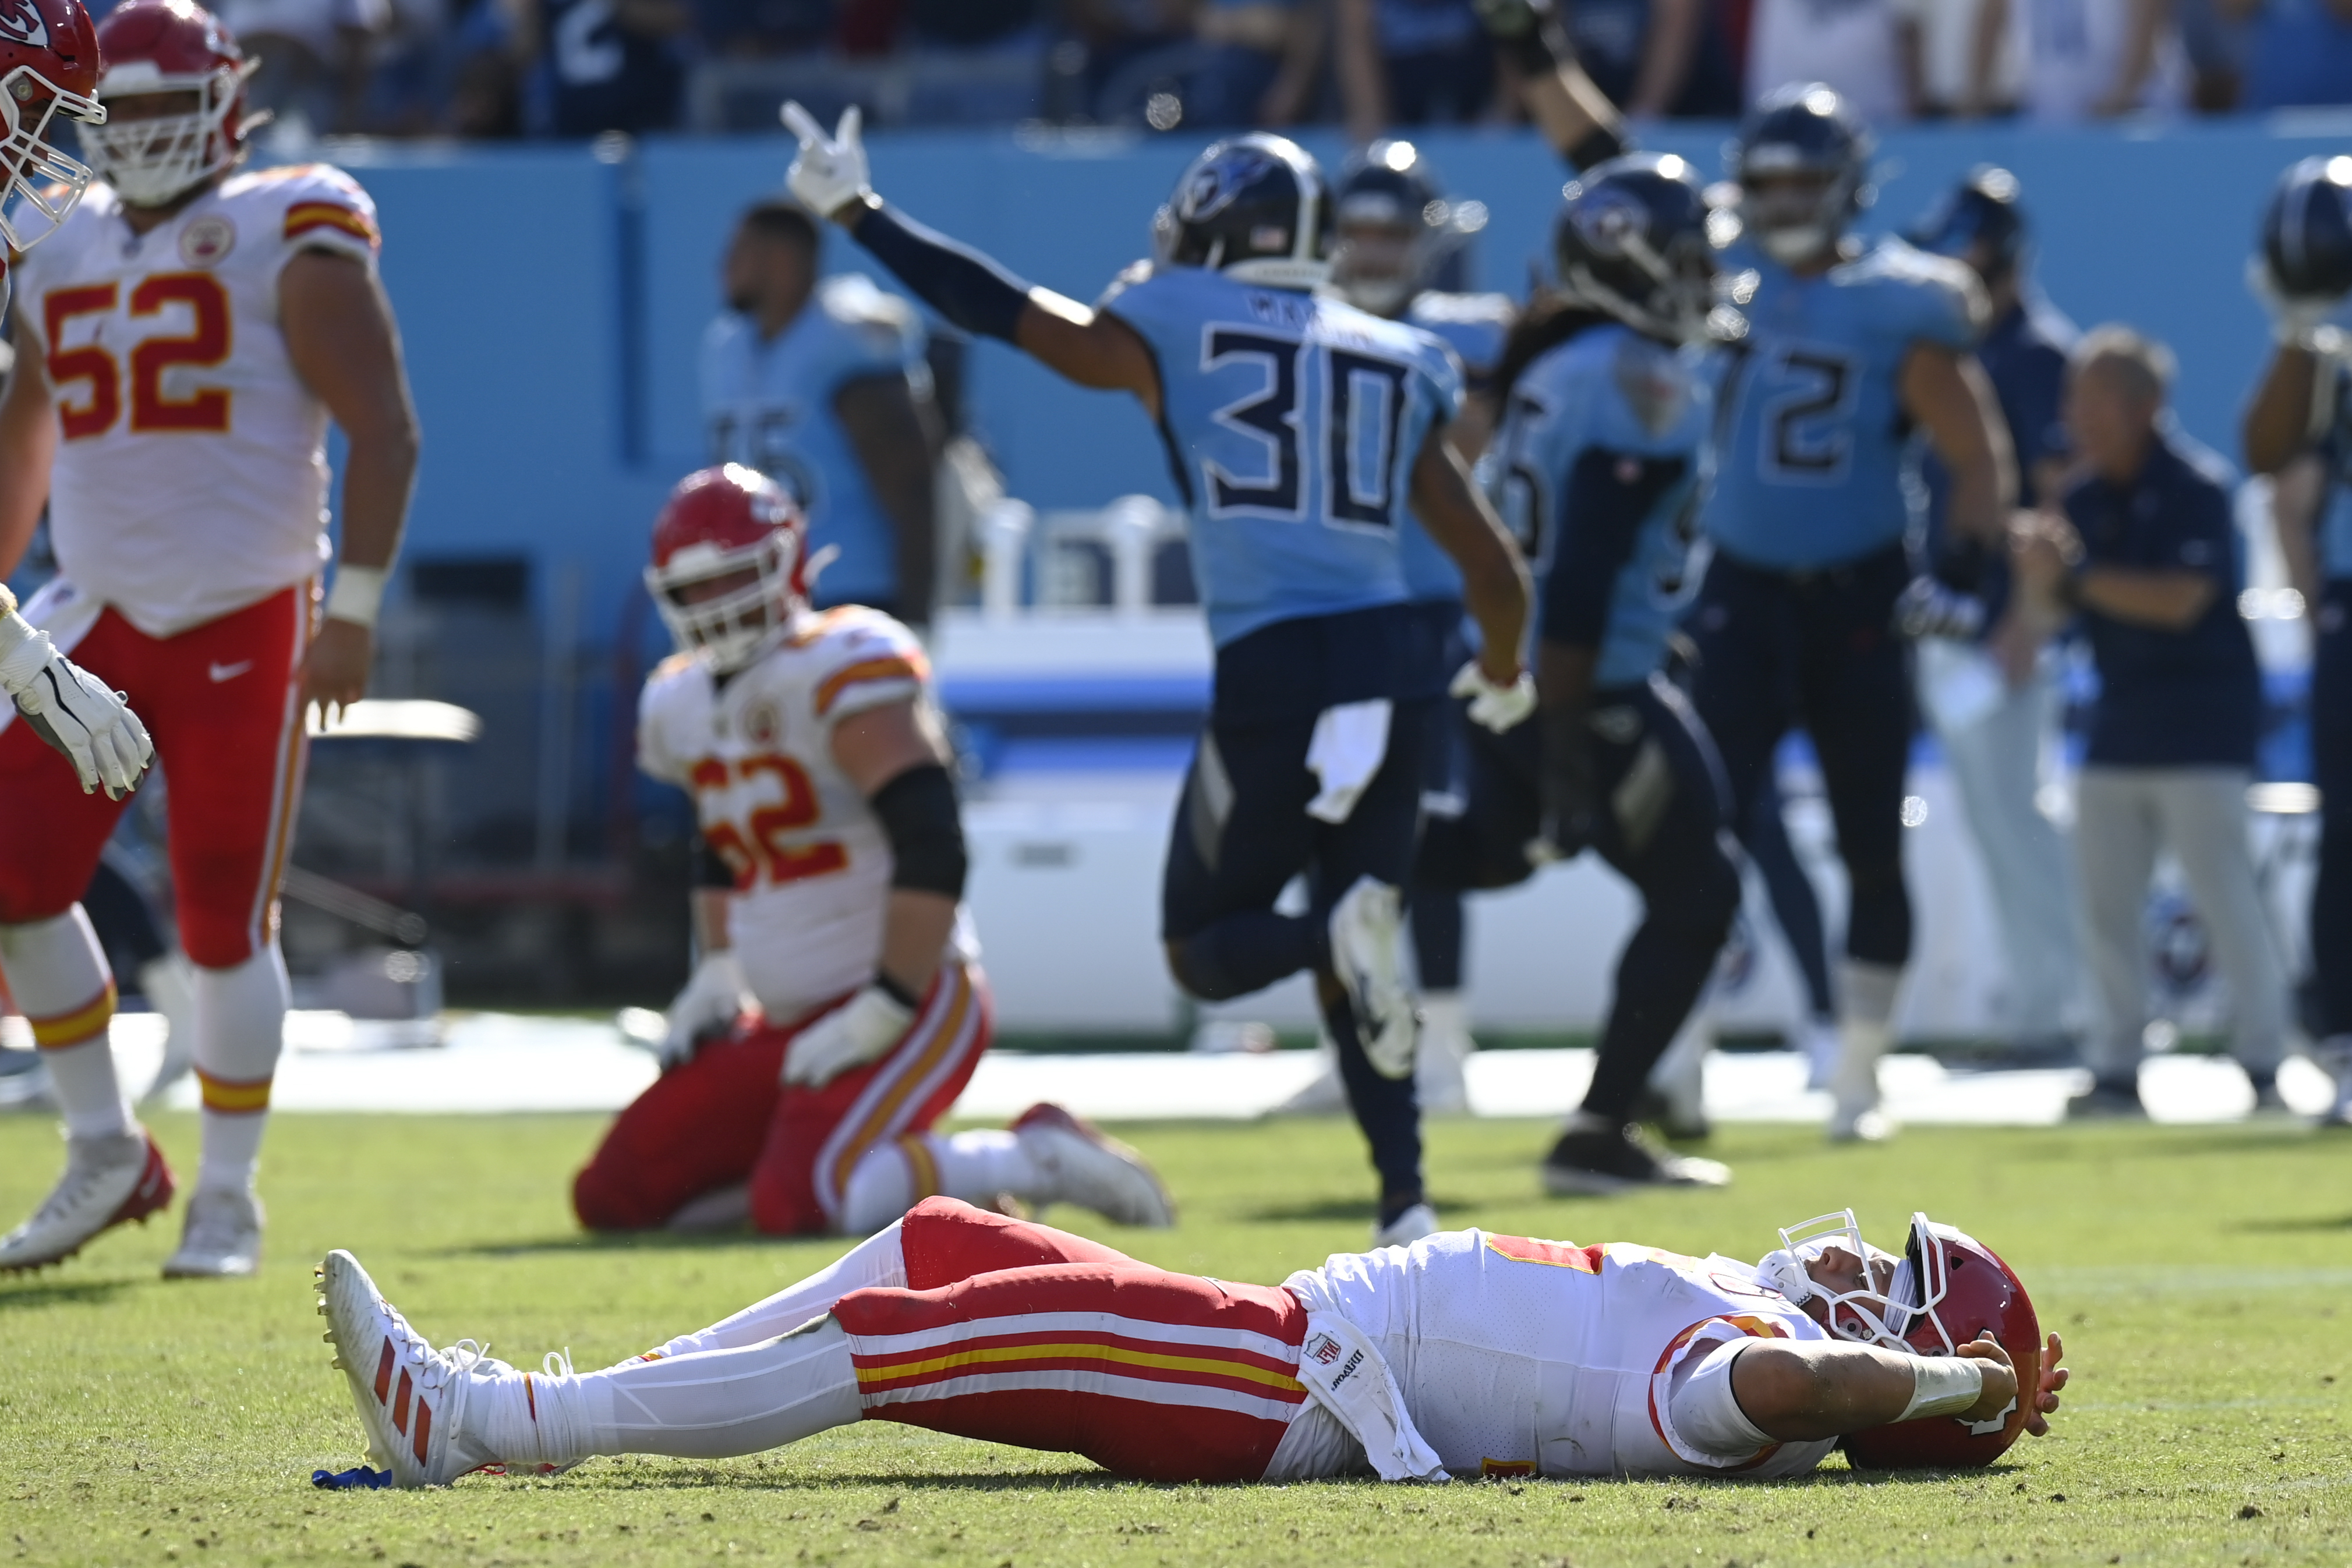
[1180,147,1278,222]
[1571,190,1646,259]
[0,0,49,48]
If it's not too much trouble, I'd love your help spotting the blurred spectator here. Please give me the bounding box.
[1914,0,2022,116]
[1562,0,1739,118]
[2179,0,2252,110]
[2012,326,2288,1118]
[1908,167,2084,1056]
[528,0,692,134]
[700,201,942,627]
[1744,0,1919,124]
[1335,0,1493,141]
[445,0,530,134]
[1981,0,2187,121]
[222,0,390,133]
[1066,0,1327,127]
[697,0,830,56]
[2242,0,2352,109]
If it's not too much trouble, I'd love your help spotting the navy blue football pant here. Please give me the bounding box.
[1410,604,1474,994]
[1162,697,1435,1211]
[1689,545,1916,972]
[2310,580,2352,1039]
[1417,674,1742,1123]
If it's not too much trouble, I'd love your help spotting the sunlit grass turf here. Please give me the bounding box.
[1,1109,2348,1567]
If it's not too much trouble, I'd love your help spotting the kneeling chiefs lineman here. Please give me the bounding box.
[318,1203,2066,1486]
[571,466,1175,1238]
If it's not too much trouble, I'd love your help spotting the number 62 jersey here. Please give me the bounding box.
[638,606,979,1025]
[12,164,382,638]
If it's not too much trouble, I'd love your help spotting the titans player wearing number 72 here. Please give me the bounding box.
[780,107,1533,1247]
[0,0,419,1279]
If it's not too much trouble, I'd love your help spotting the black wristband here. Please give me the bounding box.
[1566,122,1631,173]
[847,200,1034,345]
[872,971,922,1010]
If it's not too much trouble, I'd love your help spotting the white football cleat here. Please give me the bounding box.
[164,1186,264,1278]
[1827,1100,1894,1144]
[0,1129,175,1272]
[1371,1201,1440,1249]
[1328,879,1414,1079]
[1011,1102,1176,1228]
[317,1248,515,1487]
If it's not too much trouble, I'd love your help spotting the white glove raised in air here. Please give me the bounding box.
[660,950,754,1071]
[781,982,914,1089]
[0,607,154,800]
[781,101,872,221]
[2249,256,2350,353]
[1449,658,1537,734]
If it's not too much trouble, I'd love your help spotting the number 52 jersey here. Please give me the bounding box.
[13,165,383,638]
[638,606,979,1025]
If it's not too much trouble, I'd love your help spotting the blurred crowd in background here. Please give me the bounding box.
[84,0,2352,144]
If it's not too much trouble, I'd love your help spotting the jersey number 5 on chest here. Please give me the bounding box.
[690,754,849,890]
[45,274,235,441]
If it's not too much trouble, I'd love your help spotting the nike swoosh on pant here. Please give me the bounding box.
[208,661,255,682]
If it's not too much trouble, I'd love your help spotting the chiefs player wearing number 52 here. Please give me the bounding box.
[0,0,419,1277]
[572,466,1175,1240]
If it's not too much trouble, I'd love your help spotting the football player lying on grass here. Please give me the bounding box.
[315,1200,2065,1488]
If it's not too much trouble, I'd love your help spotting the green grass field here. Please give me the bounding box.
[1,1109,2347,1567]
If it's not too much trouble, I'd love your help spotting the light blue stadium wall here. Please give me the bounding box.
[317,115,2352,633]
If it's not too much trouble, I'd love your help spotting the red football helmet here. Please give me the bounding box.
[0,0,105,253]
[78,0,257,208]
[646,465,810,671]
[1760,1209,2042,1469]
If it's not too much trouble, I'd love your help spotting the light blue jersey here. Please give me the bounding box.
[700,274,929,608]
[1704,238,1984,571]
[1101,263,1465,646]
[1487,322,1711,686]
[1396,289,1514,603]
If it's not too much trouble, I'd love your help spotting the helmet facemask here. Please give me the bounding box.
[646,529,803,674]
[1739,160,1859,268]
[1756,1209,1961,1353]
[0,64,104,251]
[80,55,257,207]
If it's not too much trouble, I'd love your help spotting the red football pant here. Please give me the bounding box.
[0,583,311,968]
[837,1199,1310,1483]
[573,964,991,1236]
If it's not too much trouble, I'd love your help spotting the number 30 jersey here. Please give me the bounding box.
[638,607,978,1025]
[1100,263,1465,647]
[1702,237,1983,572]
[14,165,382,637]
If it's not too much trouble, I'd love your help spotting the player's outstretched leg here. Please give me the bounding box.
[0,908,176,1272]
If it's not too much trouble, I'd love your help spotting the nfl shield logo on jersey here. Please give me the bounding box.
[1304,1332,1343,1367]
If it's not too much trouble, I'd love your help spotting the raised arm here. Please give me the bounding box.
[1473,0,1633,170]
[784,105,1165,420]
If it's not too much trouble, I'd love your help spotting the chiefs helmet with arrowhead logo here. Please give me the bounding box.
[78,0,263,208]
[1757,1209,2042,1469]
[0,0,105,254]
[646,465,813,672]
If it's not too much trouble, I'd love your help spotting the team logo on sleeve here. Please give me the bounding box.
[0,0,49,47]
[180,216,237,268]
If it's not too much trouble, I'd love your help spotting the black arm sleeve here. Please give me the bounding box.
[869,763,968,898]
[1541,448,1689,650]
[846,201,1035,345]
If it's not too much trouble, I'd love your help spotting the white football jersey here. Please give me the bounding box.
[12,164,381,637]
[638,606,976,1023]
[1282,1230,1836,1479]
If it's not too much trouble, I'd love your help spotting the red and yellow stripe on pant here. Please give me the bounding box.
[835,1259,1310,1482]
[28,981,115,1051]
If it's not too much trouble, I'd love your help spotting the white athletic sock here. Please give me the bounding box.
[480,1318,863,1467]
[192,946,289,1193]
[1833,961,1902,1108]
[645,1222,908,1361]
[837,1131,1048,1236]
[1,908,130,1140]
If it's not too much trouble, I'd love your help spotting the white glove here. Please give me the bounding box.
[1450,658,1536,734]
[2248,256,2349,353]
[660,950,753,1071]
[781,102,872,221]
[781,983,914,1089]
[0,614,154,800]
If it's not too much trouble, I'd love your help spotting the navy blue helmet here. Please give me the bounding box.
[2261,155,2352,303]
[1156,133,1332,291]
[1553,153,1734,345]
[1729,82,1873,266]
[1331,137,1476,313]
[1909,165,2027,283]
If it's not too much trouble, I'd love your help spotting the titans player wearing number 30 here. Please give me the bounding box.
[781,108,1533,1245]
[1686,85,2013,1142]
[0,0,420,1277]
